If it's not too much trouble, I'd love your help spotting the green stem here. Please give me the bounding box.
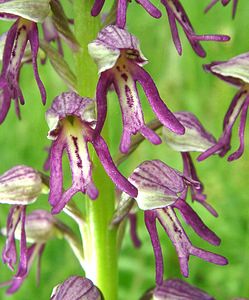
[73,2,118,299]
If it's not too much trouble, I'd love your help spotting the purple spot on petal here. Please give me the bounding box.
[71,136,82,168]
[124,84,134,108]
[121,73,128,81]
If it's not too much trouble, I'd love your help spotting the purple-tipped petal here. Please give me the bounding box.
[161,0,229,57]
[136,0,162,19]
[91,0,105,16]
[131,63,185,135]
[92,134,138,198]
[49,133,66,207]
[174,200,220,245]
[145,210,164,285]
[28,22,46,105]
[51,187,78,215]
[116,0,127,28]
[157,207,227,277]
[129,213,141,248]
[95,71,113,137]
[228,95,249,161]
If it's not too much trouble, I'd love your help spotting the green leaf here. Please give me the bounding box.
[50,0,80,51]
[40,40,77,91]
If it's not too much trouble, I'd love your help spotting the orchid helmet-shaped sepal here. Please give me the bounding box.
[198,52,249,162]
[160,0,230,57]
[162,111,218,216]
[205,0,239,18]
[91,0,162,28]
[88,25,185,153]
[140,278,215,300]
[50,276,103,300]
[1,210,69,294]
[122,160,227,285]
[0,18,46,123]
[46,91,137,214]
[0,166,45,288]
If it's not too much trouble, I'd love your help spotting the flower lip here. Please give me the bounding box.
[88,25,148,74]
[46,92,96,140]
[204,52,249,87]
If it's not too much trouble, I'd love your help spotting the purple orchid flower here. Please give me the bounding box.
[88,25,185,153]
[198,52,249,162]
[162,111,218,216]
[205,0,239,18]
[46,91,137,214]
[121,160,227,285]
[0,18,46,123]
[91,0,162,28]
[160,0,230,57]
[141,278,215,300]
[0,166,45,291]
[1,210,67,294]
[50,276,103,300]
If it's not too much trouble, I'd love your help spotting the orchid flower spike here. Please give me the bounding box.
[198,52,249,162]
[160,0,230,57]
[162,111,218,216]
[1,210,68,294]
[89,25,185,153]
[0,166,46,291]
[121,160,227,285]
[50,276,103,300]
[140,278,215,300]
[46,91,137,214]
[205,0,239,18]
[91,0,162,28]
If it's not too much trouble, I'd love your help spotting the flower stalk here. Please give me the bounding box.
[73,1,118,299]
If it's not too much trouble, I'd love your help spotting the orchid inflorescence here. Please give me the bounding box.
[0,0,247,299]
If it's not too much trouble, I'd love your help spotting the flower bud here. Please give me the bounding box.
[0,165,45,205]
[50,276,103,300]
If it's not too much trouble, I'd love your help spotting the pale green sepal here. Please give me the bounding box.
[211,52,249,84]
[50,0,80,51]
[162,126,215,152]
[40,40,77,92]
[88,41,120,74]
[134,189,178,211]
[0,0,51,23]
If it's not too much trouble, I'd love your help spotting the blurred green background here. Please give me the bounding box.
[0,0,249,299]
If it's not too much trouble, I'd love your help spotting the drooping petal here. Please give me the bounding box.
[228,95,249,161]
[28,22,46,105]
[91,0,105,16]
[161,0,230,57]
[128,213,141,248]
[157,207,227,277]
[136,0,162,19]
[145,210,164,285]
[49,132,66,207]
[131,63,185,135]
[116,0,127,28]
[174,200,220,245]
[198,89,247,161]
[92,134,138,198]
[94,71,113,137]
